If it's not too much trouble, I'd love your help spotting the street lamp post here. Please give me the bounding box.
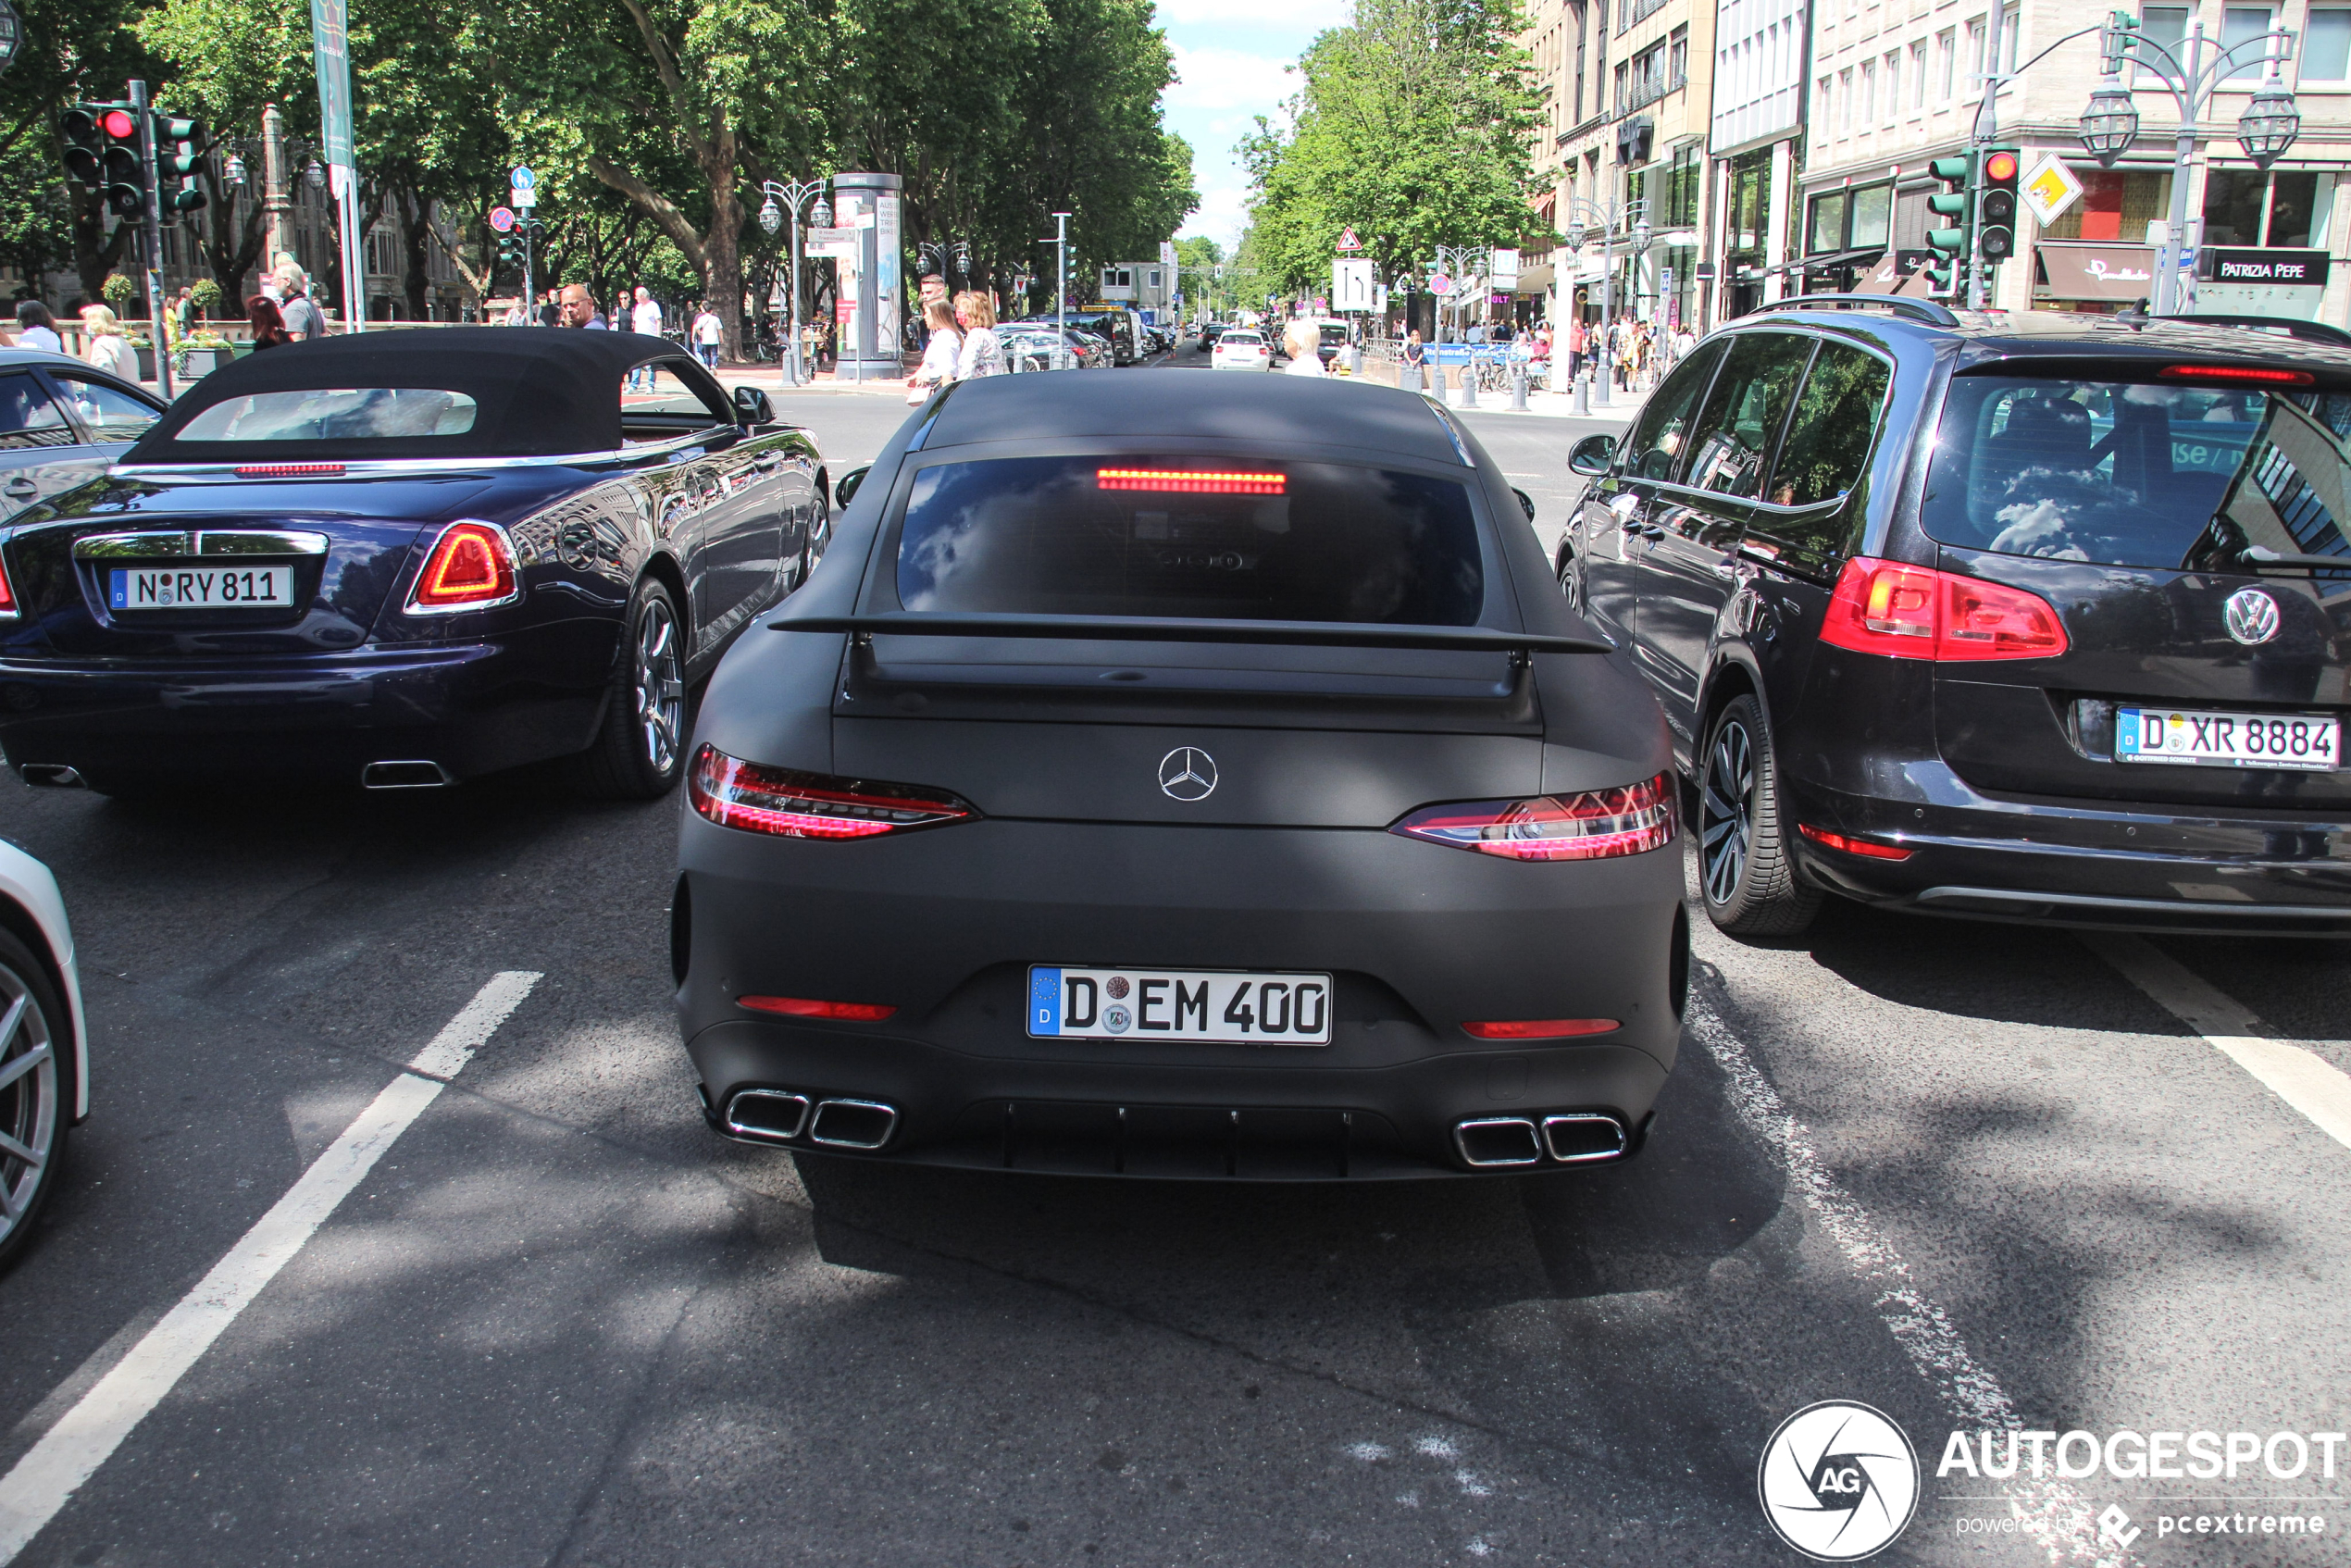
[758,176,830,385]
[2078,10,2303,315]
[1558,193,1646,407]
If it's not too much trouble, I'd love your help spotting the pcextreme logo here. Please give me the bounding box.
[1758,1401,1922,1561]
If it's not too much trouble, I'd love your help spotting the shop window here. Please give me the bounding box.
[2201,168,2322,247]
[1809,191,1849,253]
[2269,171,2320,246]
[2043,168,2168,241]
[2223,5,2274,78]
[2303,6,2351,79]
[1850,184,1893,249]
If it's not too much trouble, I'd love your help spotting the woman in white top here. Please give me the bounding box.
[80,305,140,380]
[907,300,962,400]
[953,291,1005,380]
[1282,319,1325,377]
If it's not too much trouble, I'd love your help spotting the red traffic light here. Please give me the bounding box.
[1984,150,2019,182]
[101,108,138,140]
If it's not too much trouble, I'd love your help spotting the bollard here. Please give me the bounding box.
[1574,369,1590,417]
[1510,363,1528,411]
[1461,365,1477,409]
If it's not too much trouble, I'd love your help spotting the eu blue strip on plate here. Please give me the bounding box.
[1028,967,1061,1034]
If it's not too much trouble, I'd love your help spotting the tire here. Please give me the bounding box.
[0,928,70,1272]
[1696,694,1822,939]
[569,577,688,801]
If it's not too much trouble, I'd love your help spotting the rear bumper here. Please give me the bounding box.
[0,628,615,787]
[1787,766,2351,933]
[676,817,1687,1176]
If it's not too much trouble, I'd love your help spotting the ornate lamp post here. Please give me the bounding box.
[1557,193,1645,406]
[2078,9,2303,314]
[758,176,830,385]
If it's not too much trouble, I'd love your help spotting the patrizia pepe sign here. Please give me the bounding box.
[2199,247,2331,285]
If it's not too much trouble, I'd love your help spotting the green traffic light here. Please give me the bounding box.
[1926,227,1967,253]
[1929,155,1973,183]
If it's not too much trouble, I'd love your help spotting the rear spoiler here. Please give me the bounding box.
[768,611,1611,656]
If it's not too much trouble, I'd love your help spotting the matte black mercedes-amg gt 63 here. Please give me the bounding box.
[673,374,1689,1179]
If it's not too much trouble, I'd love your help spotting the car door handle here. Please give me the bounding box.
[3,478,36,499]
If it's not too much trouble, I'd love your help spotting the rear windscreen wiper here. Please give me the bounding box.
[769,610,1611,656]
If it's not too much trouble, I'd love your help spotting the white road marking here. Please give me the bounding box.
[0,971,541,1565]
[2084,934,2351,1151]
[1688,1000,2131,1566]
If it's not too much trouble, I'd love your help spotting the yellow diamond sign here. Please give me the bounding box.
[2021,155,2084,228]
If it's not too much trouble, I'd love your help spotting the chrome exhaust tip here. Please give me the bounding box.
[361,760,454,790]
[1541,1113,1629,1164]
[1454,1116,1542,1168]
[19,765,85,789]
[809,1098,898,1151]
[723,1089,812,1145]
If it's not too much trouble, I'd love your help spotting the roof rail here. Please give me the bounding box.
[1764,293,1962,329]
[2163,313,2351,348]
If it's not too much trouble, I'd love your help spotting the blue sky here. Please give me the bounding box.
[1157,0,1350,248]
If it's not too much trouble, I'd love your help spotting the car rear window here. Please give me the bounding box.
[176,388,479,442]
[896,455,1485,624]
[1922,374,2351,569]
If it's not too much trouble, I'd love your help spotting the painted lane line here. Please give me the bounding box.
[1687,998,2131,1567]
[0,970,541,1566]
[2084,934,2351,1152]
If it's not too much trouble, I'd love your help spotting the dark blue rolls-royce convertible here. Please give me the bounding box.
[0,328,827,798]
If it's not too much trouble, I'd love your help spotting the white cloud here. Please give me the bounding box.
[1156,0,1350,29]
[1166,44,1300,114]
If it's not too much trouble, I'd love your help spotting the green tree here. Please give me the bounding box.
[0,0,166,304]
[1239,0,1542,300]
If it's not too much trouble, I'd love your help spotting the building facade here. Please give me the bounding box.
[1704,0,1808,324]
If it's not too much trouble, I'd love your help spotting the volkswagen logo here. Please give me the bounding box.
[2225,587,2281,646]
[1158,747,1218,802]
[1757,1401,1919,1561]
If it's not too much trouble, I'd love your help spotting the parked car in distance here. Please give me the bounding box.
[1560,295,2351,938]
[1200,322,1227,351]
[0,839,87,1270]
[0,348,168,521]
[1212,330,1271,371]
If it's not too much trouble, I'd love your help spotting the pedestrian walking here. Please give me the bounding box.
[79,305,140,380]
[537,289,561,328]
[1282,319,1325,377]
[173,286,195,338]
[691,302,723,369]
[1566,316,1587,381]
[626,286,665,386]
[13,302,62,355]
[906,299,961,404]
[246,296,293,352]
[952,291,1004,379]
[277,268,327,342]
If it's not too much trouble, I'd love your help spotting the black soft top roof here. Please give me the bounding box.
[125,327,718,463]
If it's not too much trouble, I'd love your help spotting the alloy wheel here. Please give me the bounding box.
[1701,718,1755,906]
[635,597,685,777]
[0,963,57,1250]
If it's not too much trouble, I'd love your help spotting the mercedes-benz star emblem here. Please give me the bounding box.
[2224,587,2281,646]
[1158,747,1218,802]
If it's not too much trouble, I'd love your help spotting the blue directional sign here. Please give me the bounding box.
[510,166,535,192]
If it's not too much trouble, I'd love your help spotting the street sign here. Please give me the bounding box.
[1430,273,1453,297]
[512,185,536,208]
[489,205,515,233]
[1159,240,1177,268]
[510,166,535,192]
[1337,226,1362,252]
[2021,154,2084,228]
[1332,257,1375,311]
[1490,248,1520,289]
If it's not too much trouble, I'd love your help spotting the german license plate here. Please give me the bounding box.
[109,566,295,610]
[2117,707,2341,771]
[1026,965,1332,1046]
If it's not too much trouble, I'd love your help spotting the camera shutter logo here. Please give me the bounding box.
[1757,1401,1920,1561]
[1159,747,1218,802]
[2224,587,2280,646]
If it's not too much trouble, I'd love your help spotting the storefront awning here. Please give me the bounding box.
[1513,263,1555,294]
[2035,242,2158,301]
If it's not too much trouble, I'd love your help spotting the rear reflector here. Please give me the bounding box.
[406,520,519,612]
[2158,363,2315,386]
[1461,1018,1621,1039]
[1797,823,1915,861]
[738,995,897,1021]
[235,462,346,478]
[690,744,978,840]
[1389,773,1675,861]
[1820,556,2068,662]
[1096,467,1286,495]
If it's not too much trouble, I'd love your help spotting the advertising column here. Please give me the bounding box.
[832,171,903,381]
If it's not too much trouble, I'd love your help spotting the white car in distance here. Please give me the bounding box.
[1211,330,1270,371]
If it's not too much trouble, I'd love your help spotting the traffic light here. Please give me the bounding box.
[1924,153,1974,297]
[153,114,209,222]
[1978,147,2020,263]
[60,103,147,217]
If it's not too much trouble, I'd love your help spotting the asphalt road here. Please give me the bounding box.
[1,355,2347,1568]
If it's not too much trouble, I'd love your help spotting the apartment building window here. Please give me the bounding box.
[1967,16,1986,81]
[1664,143,1701,227]
[2002,5,2020,71]
[2306,5,2351,78]
[1809,191,1848,252]
[1669,24,1687,89]
[1839,68,1853,131]
[1615,59,1629,113]
[2136,3,2187,82]
[1910,42,1927,110]
[1850,183,1893,248]
[2223,6,2275,79]
[1861,58,1877,124]
[1937,30,1956,98]
[1885,51,1901,118]
[1574,9,1587,119]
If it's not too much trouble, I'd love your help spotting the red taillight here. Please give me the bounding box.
[2158,363,2314,386]
[1389,773,1676,861]
[1820,556,2069,662]
[0,554,17,619]
[1096,467,1286,495]
[235,463,346,478]
[1461,1018,1621,1039]
[1797,823,1915,861]
[690,744,978,840]
[406,521,518,612]
[738,995,897,1021]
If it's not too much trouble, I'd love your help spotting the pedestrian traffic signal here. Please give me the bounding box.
[60,103,147,217]
[1924,154,1974,298]
[153,114,209,222]
[1978,147,2020,263]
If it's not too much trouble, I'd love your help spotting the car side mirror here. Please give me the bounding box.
[835,465,870,509]
[732,385,774,426]
[1568,434,1617,477]
[1512,488,1536,524]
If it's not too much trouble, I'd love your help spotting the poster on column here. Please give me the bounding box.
[876,192,902,360]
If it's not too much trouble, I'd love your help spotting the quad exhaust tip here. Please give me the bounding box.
[809,1098,899,1150]
[361,760,454,790]
[724,1089,812,1144]
[720,1090,898,1151]
[19,765,86,789]
[1455,1112,1628,1168]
